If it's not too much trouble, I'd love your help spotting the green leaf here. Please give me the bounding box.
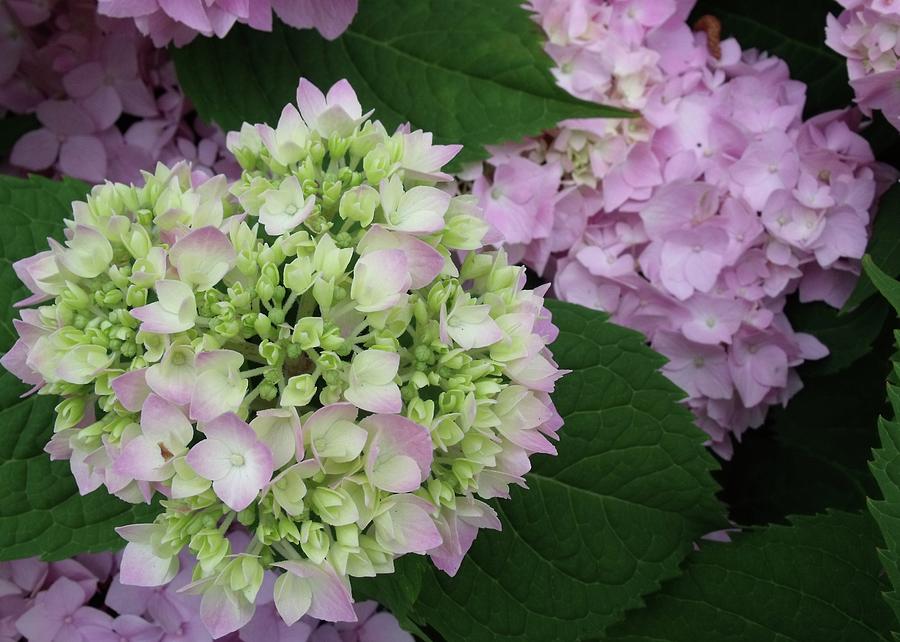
[787,296,889,377]
[691,0,852,116]
[719,347,889,526]
[870,369,900,630]
[0,175,161,561]
[605,511,894,641]
[865,255,900,629]
[846,186,900,311]
[864,254,900,315]
[173,0,628,168]
[363,301,726,641]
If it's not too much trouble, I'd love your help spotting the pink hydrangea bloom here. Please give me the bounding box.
[826,0,900,131]
[96,0,358,47]
[0,552,409,642]
[2,0,237,184]
[464,0,897,457]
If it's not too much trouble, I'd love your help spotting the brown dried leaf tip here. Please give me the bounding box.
[693,15,722,60]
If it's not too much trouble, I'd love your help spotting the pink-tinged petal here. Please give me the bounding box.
[272,561,357,622]
[306,403,367,463]
[213,448,271,511]
[250,408,302,469]
[344,382,402,415]
[325,79,362,119]
[296,77,327,125]
[359,611,414,642]
[146,345,196,406]
[131,280,197,334]
[9,128,59,171]
[374,494,442,554]
[350,249,411,313]
[169,226,237,291]
[361,414,432,493]
[273,0,357,39]
[116,528,178,587]
[110,369,151,412]
[159,0,212,32]
[59,136,108,184]
[96,0,159,18]
[185,438,233,481]
[114,435,168,482]
[357,225,444,289]
[429,499,500,576]
[200,585,255,639]
[81,86,123,130]
[391,186,450,234]
[504,352,567,393]
[36,100,96,135]
[141,393,192,448]
[1,339,42,387]
[189,352,247,422]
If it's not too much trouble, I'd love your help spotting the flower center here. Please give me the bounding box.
[693,356,705,368]
[285,204,298,215]
[230,453,245,467]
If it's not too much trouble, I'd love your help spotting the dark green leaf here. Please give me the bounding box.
[866,255,900,629]
[606,511,894,641]
[691,0,852,116]
[845,186,900,311]
[719,347,889,526]
[173,0,628,168]
[0,175,161,561]
[788,297,889,377]
[865,254,900,315]
[366,301,726,641]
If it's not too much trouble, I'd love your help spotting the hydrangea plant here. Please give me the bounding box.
[0,78,566,637]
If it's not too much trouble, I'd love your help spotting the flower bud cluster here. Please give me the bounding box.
[2,78,566,637]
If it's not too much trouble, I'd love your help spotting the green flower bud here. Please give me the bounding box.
[258,340,283,366]
[338,185,379,226]
[253,313,273,340]
[54,397,87,432]
[300,521,331,565]
[281,374,317,407]
[292,317,323,349]
[191,529,231,575]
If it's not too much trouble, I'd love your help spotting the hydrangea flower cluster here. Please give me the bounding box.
[97,0,358,48]
[465,0,894,457]
[826,0,900,132]
[1,78,565,637]
[0,549,411,642]
[1,0,238,184]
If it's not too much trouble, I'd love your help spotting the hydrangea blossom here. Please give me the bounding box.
[1,78,565,637]
[1,0,237,184]
[826,0,900,132]
[0,550,411,641]
[96,0,358,47]
[464,0,896,457]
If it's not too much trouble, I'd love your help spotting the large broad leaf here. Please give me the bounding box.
[719,346,888,526]
[691,0,852,117]
[0,176,160,561]
[605,511,894,641]
[845,186,900,312]
[172,0,627,168]
[864,255,900,628]
[358,300,727,640]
